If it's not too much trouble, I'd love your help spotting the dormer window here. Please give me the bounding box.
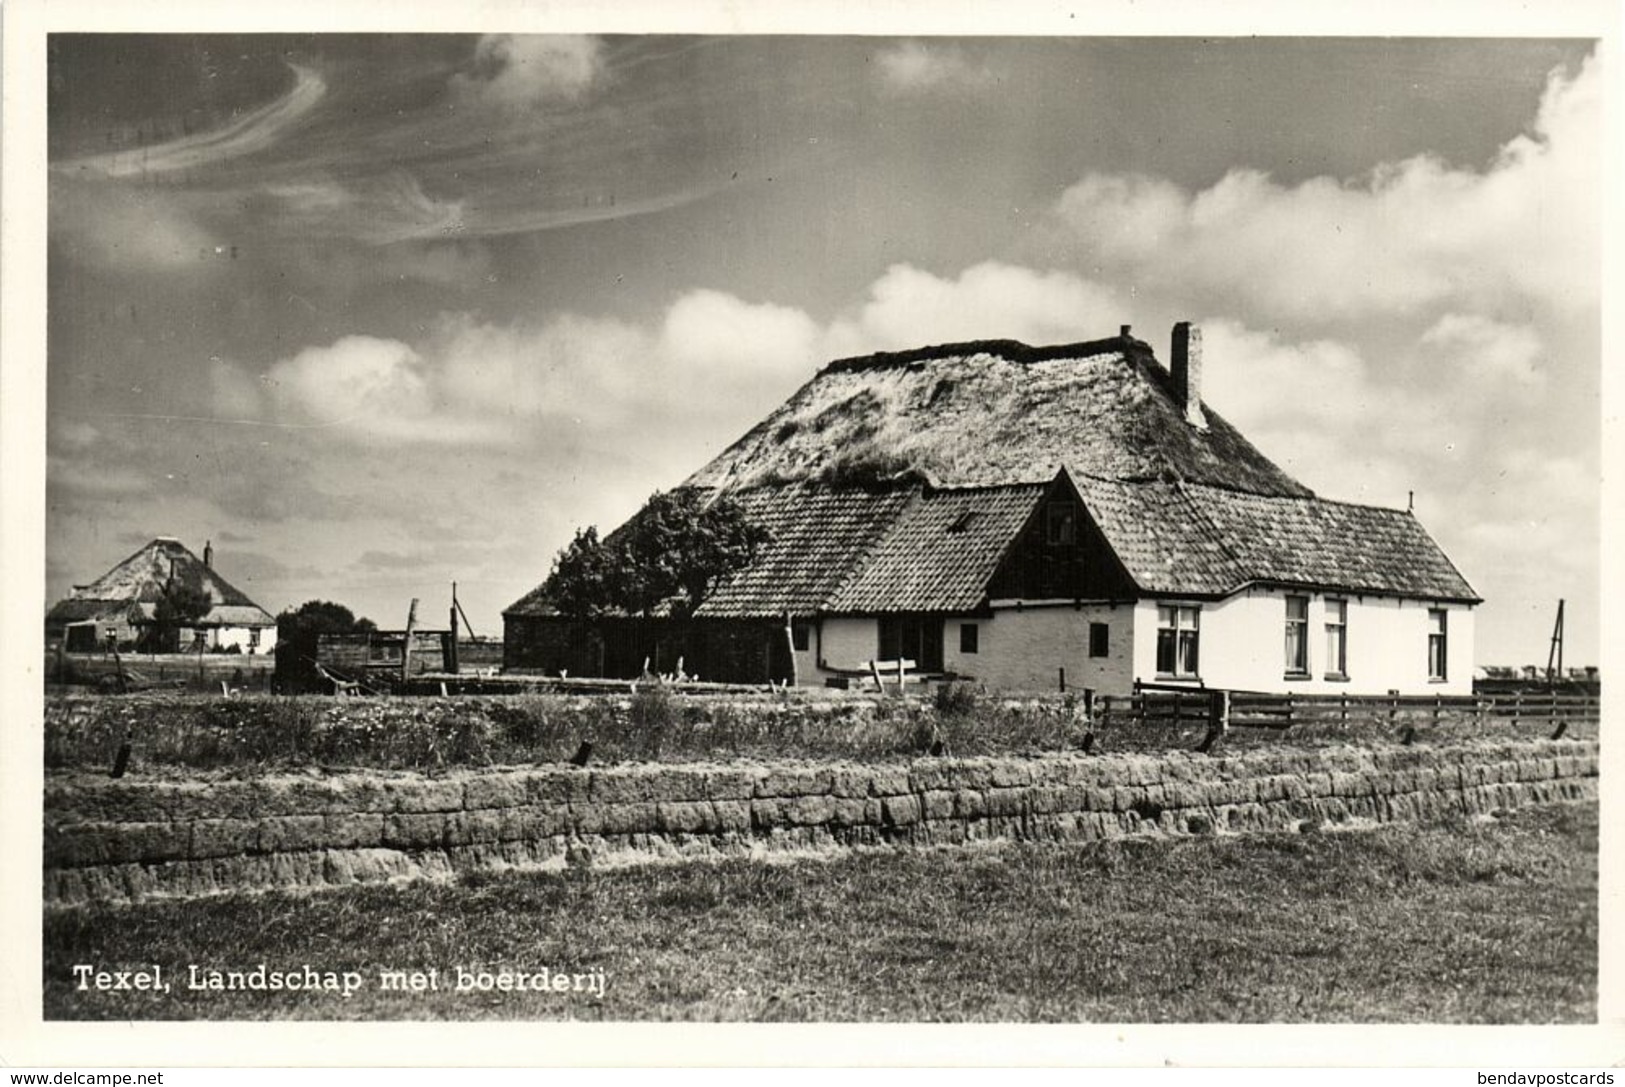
[947,511,979,534]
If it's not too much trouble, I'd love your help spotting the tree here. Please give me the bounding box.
[149,581,213,653]
[276,600,378,640]
[274,599,378,690]
[543,489,769,620]
[544,527,622,621]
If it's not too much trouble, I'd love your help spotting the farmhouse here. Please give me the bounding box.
[46,537,278,654]
[506,324,1478,695]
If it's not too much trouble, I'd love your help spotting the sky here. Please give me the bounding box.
[42,33,1602,667]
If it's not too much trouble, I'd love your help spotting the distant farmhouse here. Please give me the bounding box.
[46,537,277,654]
[506,324,1478,695]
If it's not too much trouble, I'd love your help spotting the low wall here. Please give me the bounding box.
[44,739,1599,906]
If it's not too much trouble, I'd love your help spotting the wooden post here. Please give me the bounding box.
[783,613,799,688]
[896,655,906,693]
[870,660,885,693]
[447,582,460,675]
[1083,688,1096,723]
[109,634,127,695]
[1058,666,1067,693]
[401,598,419,685]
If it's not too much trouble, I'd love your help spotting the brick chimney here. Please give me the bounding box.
[204,540,213,569]
[1171,322,1207,429]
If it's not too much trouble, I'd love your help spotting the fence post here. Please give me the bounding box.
[1058,666,1067,693]
[1083,688,1096,723]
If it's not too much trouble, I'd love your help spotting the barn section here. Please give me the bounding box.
[45,537,276,654]
[507,324,1480,694]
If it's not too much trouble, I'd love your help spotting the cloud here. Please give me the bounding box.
[256,172,467,245]
[451,35,605,111]
[53,63,326,179]
[824,262,1123,356]
[1420,314,1546,387]
[1052,54,1600,324]
[50,180,220,271]
[215,290,826,448]
[874,42,996,94]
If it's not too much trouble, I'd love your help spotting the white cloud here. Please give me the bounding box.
[1420,314,1545,387]
[874,41,995,94]
[660,290,821,377]
[54,63,325,179]
[1053,54,1600,324]
[824,262,1123,357]
[217,290,827,448]
[451,35,605,111]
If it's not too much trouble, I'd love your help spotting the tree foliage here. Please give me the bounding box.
[148,581,214,651]
[276,600,378,640]
[544,489,768,620]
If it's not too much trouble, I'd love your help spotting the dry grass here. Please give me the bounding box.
[44,687,1580,776]
[43,802,1596,1022]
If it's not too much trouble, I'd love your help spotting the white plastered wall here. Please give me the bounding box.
[1130,590,1474,695]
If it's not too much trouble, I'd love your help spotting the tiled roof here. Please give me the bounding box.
[684,336,1311,498]
[47,538,275,627]
[693,484,918,618]
[1074,477,1480,602]
[825,485,1045,613]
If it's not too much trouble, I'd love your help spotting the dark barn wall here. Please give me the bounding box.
[505,615,788,684]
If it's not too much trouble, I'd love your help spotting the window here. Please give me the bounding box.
[248,628,261,649]
[1428,609,1448,681]
[1045,504,1076,546]
[1284,595,1309,676]
[1324,599,1347,678]
[790,623,810,652]
[1089,622,1109,658]
[959,623,979,654]
[1155,605,1200,677]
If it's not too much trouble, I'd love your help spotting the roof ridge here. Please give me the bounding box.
[821,334,1142,376]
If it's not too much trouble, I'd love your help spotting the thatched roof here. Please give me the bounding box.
[509,329,1476,621]
[45,537,275,628]
[684,334,1311,497]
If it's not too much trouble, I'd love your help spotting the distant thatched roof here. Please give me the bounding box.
[683,335,1311,497]
[45,537,275,628]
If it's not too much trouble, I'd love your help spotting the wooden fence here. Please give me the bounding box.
[1094,689,1600,730]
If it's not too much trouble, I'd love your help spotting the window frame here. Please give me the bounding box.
[1427,608,1448,682]
[1284,594,1310,678]
[1323,598,1347,680]
[959,622,979,655]
[1088,621,1109,659]
[1045,504,1077,546]
[1155,604,1201,679]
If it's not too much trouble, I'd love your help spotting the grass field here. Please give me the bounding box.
[43,800,1596,1022]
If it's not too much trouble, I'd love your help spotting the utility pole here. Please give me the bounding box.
[448,583,460,676]
[1546,599,1565,689]
[401,598,420,686]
